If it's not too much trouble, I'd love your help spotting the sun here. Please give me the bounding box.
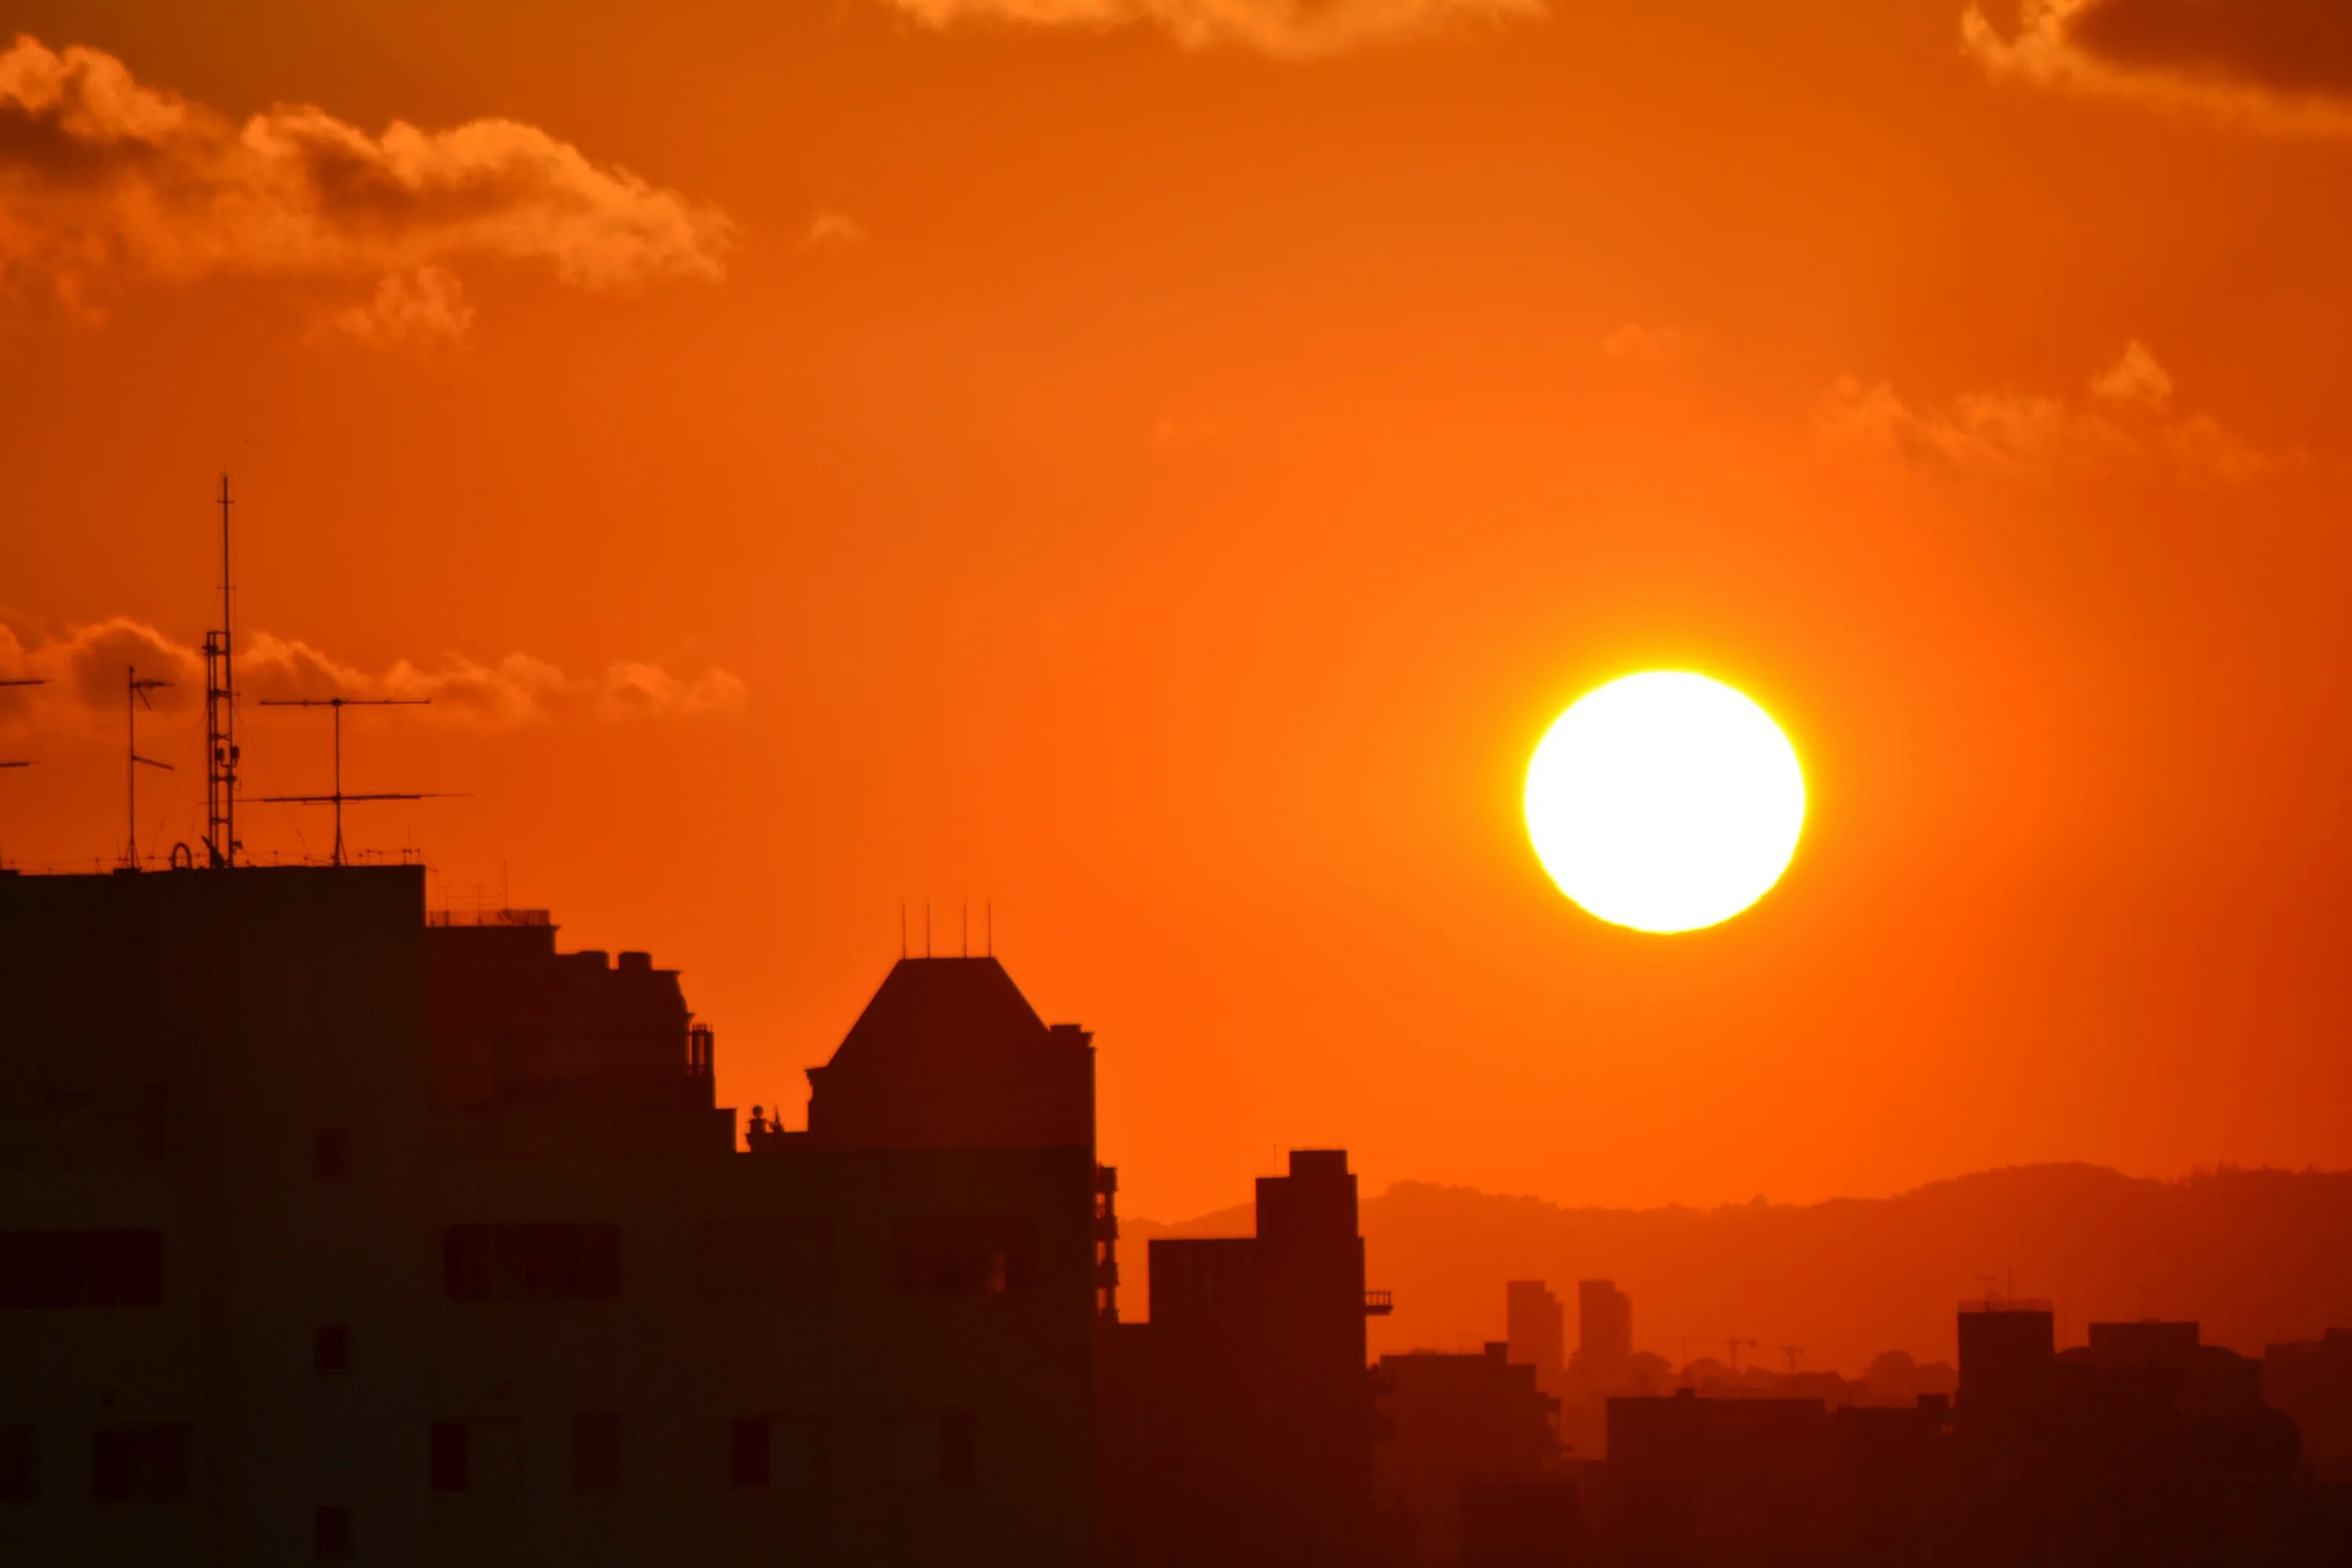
[1524,672,1806,934]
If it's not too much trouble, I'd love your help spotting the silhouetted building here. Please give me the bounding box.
[1602,1391,1844,1563]
[0,866,1098,1566]
[1457,1476,1582,1568]
[1505,1280,1565,1385]
[1374,1341,1560,1567]
[793,954,1095,1152]
[1956,1296,2054,1416]
[1577,1279,1632,1385]
[1566,1301,2324,1567]
[2268,1329,2352,1485]
[1096,1149,1386,1568]
[2075,1319,2262,1417]
[426,908,729,1155]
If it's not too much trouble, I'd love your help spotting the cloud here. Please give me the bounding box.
[317,265,474,348]
[1963,0,2352,132]
[1813,340,2286,485]
[0,619,746,735]
[1601,322,1704,369]
[877,0,1547,60]
[0,35,733,325]
[801,211,867,251]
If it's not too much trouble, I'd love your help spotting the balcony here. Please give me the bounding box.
[1364,1290,1394,1317]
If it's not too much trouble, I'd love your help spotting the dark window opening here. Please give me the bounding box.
[311,1129,351,1183]
[0,1426,36,1503]
[314,1324,351,1376]
[445,1224,622,1302]
[731,1416,824,1490]
[429,1421,469,1494]
[92,1424,189,1504]
[891,1217,1036,1296]
[728,1417,768,1490]
[0,1231,163,1308]
[571,1412,622,1494]
[314,1504,353,1559]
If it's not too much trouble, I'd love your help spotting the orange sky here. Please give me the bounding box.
[7,0,2352,1221]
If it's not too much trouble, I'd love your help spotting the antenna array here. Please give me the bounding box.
[255,696,445,866]
[124,666,174,869]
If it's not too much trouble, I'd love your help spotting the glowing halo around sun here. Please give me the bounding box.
[1524,672,1806,934]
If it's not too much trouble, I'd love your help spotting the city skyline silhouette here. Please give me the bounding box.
[8,2,2352,1560]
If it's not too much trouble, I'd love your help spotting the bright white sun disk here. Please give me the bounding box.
[1524,672,1806,934]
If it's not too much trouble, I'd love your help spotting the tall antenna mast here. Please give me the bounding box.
[255,695,443,866]
[201,473,239,869]
[124,666,174,870]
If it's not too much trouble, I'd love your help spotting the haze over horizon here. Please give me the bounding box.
[10,0,2352,1221]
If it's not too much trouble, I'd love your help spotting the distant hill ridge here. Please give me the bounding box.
[1123,1163,2352,1374]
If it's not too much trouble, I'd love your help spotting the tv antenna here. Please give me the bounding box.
[124,666,174,870]
[255,695,447,866]
[201,473,240,869]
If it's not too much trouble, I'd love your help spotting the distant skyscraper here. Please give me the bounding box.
[1579,1279,1633,1380]
[1506,1280,1566,1380]
[1956,1297,2054,1416]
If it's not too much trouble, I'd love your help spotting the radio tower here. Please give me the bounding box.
[201,474,240,869]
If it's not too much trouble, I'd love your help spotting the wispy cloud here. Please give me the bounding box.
[877,0,1547,60]
[0,35,733,328]
[316,265,474,349]
[1814,341,2288,485]
[1963,0,2352,134]
[801,211,868,252]
[0,619,746,735]
[1601,322,1705,370]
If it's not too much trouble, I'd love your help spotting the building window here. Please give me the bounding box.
[571,1412,622,1494]
[444,1225,622,1303]
[728,1418,768,1490]
[429,1421,469,1494]
[889,1413,978,1490]
[0,1426,36,1503]
[311,1130,351,1183]
[728,1417,823,1491]
[430,1419,521,1497]
[693,1219,837,1301]
[314,1324,351,1376]
[891,1218,1035,1296]
[0,1230,163,1308]
[314,1505,353,1559]
[91,1424,189,1504]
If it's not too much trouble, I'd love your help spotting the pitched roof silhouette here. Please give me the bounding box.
[830,956,1052,1068]
[805,956,1095,1151]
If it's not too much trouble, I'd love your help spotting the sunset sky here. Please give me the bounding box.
[6,0,2352,1222]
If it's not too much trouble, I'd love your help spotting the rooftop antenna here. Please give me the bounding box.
[201,473,240,869]
[124,666,174,870]
[254,695,445,866]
